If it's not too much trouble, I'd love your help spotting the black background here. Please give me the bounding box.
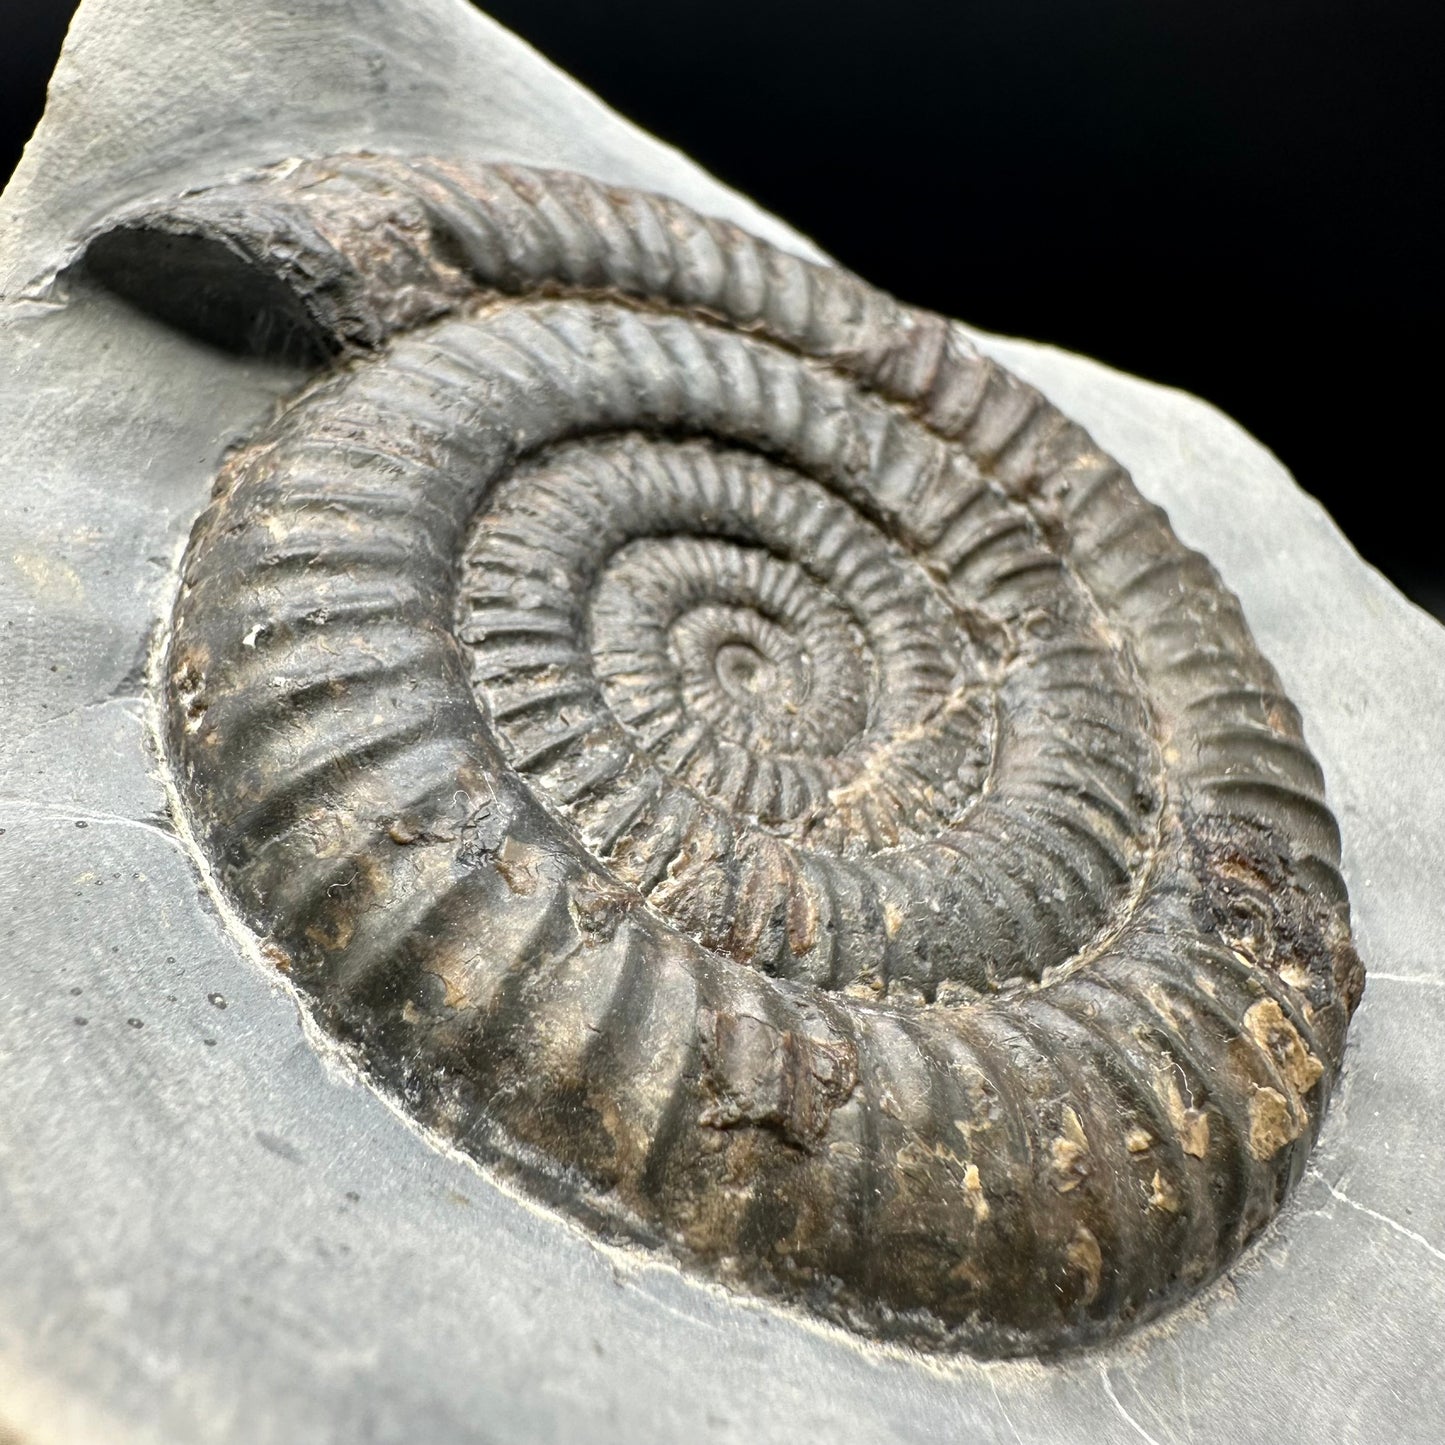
[5,1,1440,615]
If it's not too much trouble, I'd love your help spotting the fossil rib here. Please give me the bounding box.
[86,155,1363,1356]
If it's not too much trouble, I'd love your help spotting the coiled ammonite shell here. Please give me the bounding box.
[87,155,1363,1356]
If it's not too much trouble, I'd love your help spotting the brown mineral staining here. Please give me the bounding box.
[1279,960,1314,992]
[1179,1115,1210,1159]
[304,912,355,952]
[1247,1084,1303,1160]
[1066,1225,1104,1305]
[1245,997,1324,1097]
[1051,1107,1092,1192]
[423,963,470,1013]
[787,882,821,956]
[493,837,542,896]
[1125,1127,1153,1154]
[1159,1076,1211,1159]
[882,900,906,939]
[1143,983,1182,1029]
[1149,1170,1181,1213]
[386,813,464,848]
[963,1162,990,1221]
[259,941,292,974]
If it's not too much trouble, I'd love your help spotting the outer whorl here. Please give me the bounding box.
[87,155,1363,1356]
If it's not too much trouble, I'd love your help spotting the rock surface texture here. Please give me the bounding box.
[1,1,1441,1441]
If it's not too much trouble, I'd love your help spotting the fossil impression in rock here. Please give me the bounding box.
[85,156,1364,1356]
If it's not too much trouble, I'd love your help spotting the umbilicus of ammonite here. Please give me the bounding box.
[86,154,1362,1356]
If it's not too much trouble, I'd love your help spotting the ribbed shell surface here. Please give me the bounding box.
[86,155,1363,1356]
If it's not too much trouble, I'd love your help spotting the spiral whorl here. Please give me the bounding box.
[88,155,1363,1355]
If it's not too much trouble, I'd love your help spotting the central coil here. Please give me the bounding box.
[460,428,1149,998]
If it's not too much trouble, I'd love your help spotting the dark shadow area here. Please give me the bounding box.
[6,0,1440,616]
[84,226,336,364]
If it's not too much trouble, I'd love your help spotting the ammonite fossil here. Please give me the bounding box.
[86,155,1363,1357]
